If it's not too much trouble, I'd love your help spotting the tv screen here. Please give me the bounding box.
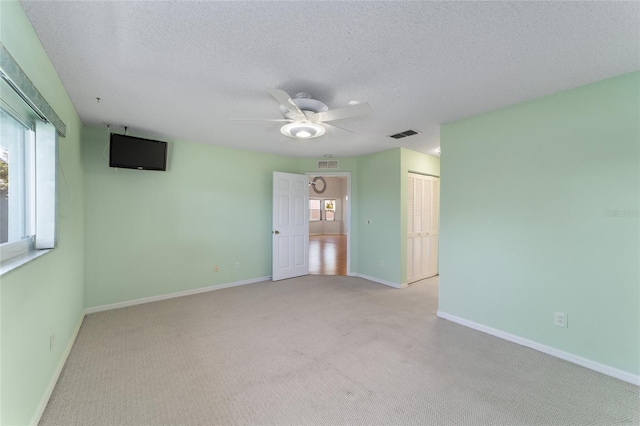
[109,134,168,171]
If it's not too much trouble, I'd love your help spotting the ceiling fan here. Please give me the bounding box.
[233,89,372,139]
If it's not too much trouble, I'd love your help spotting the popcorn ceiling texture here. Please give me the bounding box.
[39,276,639,425]
[21,1,640,158]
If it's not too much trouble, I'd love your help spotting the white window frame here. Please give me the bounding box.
[1,86,35,253]
[0,45,61,275]
[309,198,336,222]
[323,199,336,222]
[309,198,322,222]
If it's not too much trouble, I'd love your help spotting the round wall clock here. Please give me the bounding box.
[312,176,327,194]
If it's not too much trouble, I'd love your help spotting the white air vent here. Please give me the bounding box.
[317,160,339,169]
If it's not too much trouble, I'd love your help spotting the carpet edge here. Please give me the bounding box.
[436,310,640,386]
[30,311,85,426]
[85,276,271,314]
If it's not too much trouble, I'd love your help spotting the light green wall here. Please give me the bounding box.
[83,127,299,308]
[1,1,86,424]
[400,148,441,284]
[401,148,441,177]
[298,157,359,174]
[84,145,423,307]
[440,72,640,375]
[357,149,403,283]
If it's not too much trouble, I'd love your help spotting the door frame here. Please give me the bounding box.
[305,171,351,276]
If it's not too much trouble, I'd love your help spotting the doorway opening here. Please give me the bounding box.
[306,172,351,276]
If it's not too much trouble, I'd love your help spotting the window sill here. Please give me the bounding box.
[0,248,52,276]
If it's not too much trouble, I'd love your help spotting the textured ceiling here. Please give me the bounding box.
[21,1,640,158]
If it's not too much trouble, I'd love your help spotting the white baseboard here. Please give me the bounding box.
[436,311,640,386]
[85,276,271,314]
[30,311,85,426]
[351,273,407,289]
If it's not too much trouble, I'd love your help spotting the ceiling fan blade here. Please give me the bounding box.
[230,118,293,122]
[314,102,372,123]
[323,123,355,136]
[267,89,306,121]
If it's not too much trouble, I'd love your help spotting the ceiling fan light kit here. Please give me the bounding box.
[236,89,372,140]
[281,122,325,139]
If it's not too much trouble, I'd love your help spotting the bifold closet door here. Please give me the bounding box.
[407,173,439,283]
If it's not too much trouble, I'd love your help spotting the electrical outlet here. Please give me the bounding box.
[379,260,384,268]
[234,261,240,269]
[49,333,55,352]
[554,312,567,328]
[214,265,219,273]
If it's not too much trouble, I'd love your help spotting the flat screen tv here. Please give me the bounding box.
[109,133,168,171]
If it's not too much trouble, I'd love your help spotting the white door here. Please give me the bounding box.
[272,172,309,281]
[407,173,439,283]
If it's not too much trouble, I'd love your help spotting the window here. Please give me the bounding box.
[0,106,35,247]
[0,46,61,272]
[309,198,336,221]
[324,199,335,221]
[309,199,321,221]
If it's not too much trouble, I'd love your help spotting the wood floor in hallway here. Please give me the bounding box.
[309,234,347,276]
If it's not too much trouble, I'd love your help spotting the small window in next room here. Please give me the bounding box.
[324,199,335,221]
[309,199,321,221]
[309,199,336,221]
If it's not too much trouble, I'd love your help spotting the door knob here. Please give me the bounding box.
[274,230,280,234]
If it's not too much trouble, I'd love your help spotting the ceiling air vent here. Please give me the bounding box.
[389,129,421,139]
[318,160,339,169]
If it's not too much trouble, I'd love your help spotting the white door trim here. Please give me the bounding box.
[306,171,351,276]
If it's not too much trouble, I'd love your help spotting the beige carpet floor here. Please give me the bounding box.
[40,275,639,425]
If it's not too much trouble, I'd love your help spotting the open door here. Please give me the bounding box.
[272,172,309,281]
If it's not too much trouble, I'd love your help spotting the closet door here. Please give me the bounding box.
[407,173,439,283]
